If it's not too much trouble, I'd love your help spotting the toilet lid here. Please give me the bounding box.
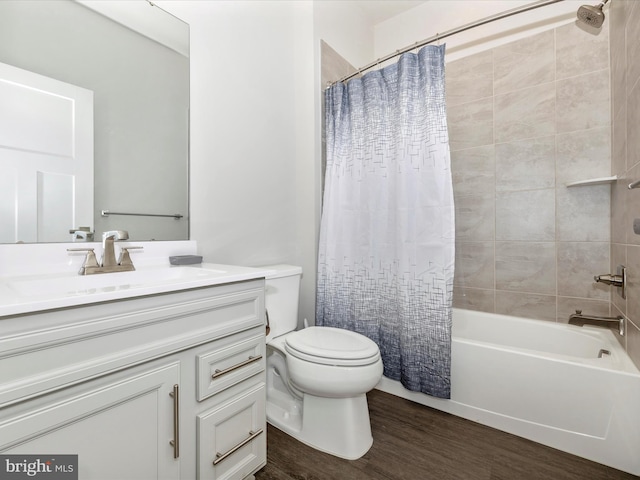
[284,327,380,366]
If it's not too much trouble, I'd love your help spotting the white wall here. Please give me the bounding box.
[157,1,319,325]
[313,0,376,69]
[155,0,376,327]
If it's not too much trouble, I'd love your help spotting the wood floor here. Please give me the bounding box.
[255,389,638,480]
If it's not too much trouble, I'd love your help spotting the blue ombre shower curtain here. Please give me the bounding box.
[316,44,455,399]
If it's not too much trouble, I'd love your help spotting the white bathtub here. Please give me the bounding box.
[376,308,640,476]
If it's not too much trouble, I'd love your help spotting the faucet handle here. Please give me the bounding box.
[67,248,99,275]
[118,246,143,267]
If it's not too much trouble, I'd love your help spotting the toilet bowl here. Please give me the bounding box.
[263,265,383,460]
[285,326,382,397]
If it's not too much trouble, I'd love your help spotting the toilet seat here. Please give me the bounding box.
[284,326,380,366]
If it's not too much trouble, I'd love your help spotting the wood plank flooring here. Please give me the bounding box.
[255,389,638,480]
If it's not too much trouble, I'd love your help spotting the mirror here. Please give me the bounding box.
[0,0,189,243]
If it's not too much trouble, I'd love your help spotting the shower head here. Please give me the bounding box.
[576,1,609,28]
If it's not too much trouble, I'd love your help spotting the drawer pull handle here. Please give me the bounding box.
[212,355,263,380]
[169,384,179,458]
[213,429,264,466]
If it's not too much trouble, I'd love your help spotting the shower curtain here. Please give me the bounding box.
[317,44,455,398]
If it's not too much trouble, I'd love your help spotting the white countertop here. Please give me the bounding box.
[0,262,272,317]
[0,241,273,317]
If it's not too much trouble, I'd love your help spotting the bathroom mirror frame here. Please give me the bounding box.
[0,0,190,243]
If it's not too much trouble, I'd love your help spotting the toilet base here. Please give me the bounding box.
[266,392,374,460]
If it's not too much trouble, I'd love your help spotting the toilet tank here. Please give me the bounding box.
[263,264,302,340]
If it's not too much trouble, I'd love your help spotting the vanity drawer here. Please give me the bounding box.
[197,330,265,401]
[197,383,266,480]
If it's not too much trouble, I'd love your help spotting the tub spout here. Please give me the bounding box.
[568,310,624,336]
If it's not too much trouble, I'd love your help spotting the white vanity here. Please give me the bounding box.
[0,242,270,480]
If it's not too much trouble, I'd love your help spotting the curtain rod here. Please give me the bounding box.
[329,0,565,88]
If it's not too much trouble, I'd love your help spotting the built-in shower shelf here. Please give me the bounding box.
[565,175,617,187]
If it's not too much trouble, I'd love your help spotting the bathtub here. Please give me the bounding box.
[376,308,640,476]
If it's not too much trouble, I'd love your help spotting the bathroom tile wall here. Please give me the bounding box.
[610,0,640,368]
[449,21,613,323]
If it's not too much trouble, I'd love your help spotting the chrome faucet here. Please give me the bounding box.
[594,265,626,299]
[101,230,129,268]
[568,310,625,336]
[67,230,143,275]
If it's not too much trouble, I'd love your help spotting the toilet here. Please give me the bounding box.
[263,264,383,460]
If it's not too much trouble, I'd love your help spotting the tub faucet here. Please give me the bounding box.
[568,310,625,336]
[594,265,626,299]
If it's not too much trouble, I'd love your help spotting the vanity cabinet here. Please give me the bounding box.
[0,279,267,480]
[2,362,180,479]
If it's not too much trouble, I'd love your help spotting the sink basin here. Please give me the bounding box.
[0,263,272,317]
[8,266,228,297]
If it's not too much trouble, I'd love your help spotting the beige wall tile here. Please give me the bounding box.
[454,193,495,242]
[556,127,611,185]
[624,162,640,246]
[446,20,616,339]
[627,79,640,169]
[495,242,556,295]
[612,105,627,176]
[627,318,640,371]
[557,242,610,300]
[495,136,555,191]
[495,291,556,321]
[556,185,610,242]
[610,5,627,119]
[556,69,610,134]
[321,40,357,87]
[495,189,555,241]
[494,84,555,143]
[454,241,494,289]
[556,20,609,80]
[453,287,495,313]
[626,0,640,97]
[494,30,554,95]
[556,69,611,133]
[450,145,495,197]
[608,0,632,372]
[446,50,493,107]
[610,0,632,33]
[448,97,494,151]
[611,178,627,244]
[557,296,610,323]
[625,245,640,325]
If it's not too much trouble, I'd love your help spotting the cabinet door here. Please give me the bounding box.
[197,384,266,480]
[0,363,180,480]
